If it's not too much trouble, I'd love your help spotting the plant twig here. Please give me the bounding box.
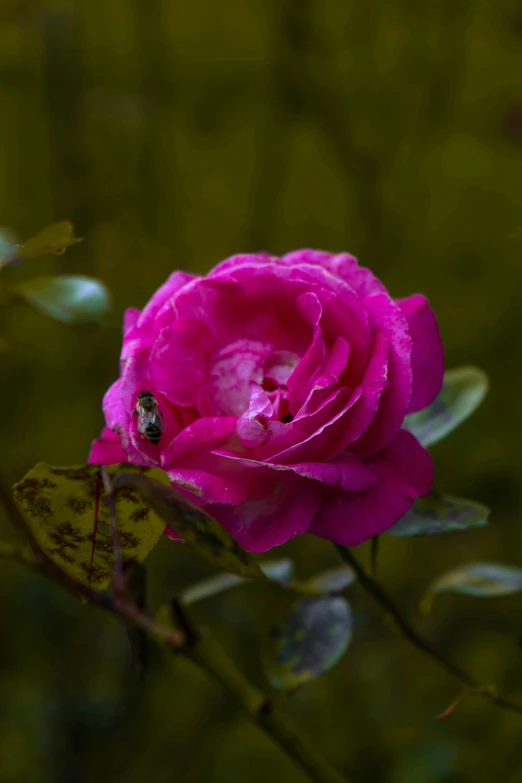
[335,545,522,718]
[0,474,347,783]
[370,536,380,577]
[436,687,496,721]
[188,632,346,783]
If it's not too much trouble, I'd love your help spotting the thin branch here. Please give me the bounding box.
[0,473,347,782]
[436,687,495,721]
[370,536,380,577]
[335,545,522,718]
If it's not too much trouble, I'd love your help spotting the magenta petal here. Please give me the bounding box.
[352,294,412,456]
[209,339,273,417]
[103,380,130,431]
[398,294,444,413]
[207,482,322,552]
[123,307,141,335]
[237,383,273,449]
[88,428,128,465]
[160,417,237,467]
[137,270,196,331]
[284,452,376,492]
[309,430,434,545]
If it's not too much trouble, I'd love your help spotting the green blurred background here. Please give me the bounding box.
[1,0,522,780]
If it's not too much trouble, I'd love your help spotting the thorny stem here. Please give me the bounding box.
[0,475,347,783]
[335,545,522,718]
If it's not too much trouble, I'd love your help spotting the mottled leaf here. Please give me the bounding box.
[18,220,82,259]
[308,565,356,593]
[404,366,489,447]
[114,473,264,579]
[179,558,294,605]
[13,276,111,324]
[263,596,352,690]
[387,492,489,537]
[13,463,169,591]
[423,563,522,613]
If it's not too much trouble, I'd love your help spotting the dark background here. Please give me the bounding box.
[1,1,522,781]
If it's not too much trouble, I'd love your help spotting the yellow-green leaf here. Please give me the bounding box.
[13,463,170,592]
[114,473,264,579]
[421,562,522,614]
[18,220,82,259]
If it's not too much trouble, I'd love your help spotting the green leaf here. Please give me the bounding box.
[307,565,356,593]
[114,473,265,579]
[179,558,294,605]
[13,276,111,324]
[263,596,352,690]
[0,227,18,268]
[13,463,170,591]
[387,492,490,537]
[404,366,489,447]
[422,563,522,613]
[18,220,82,259]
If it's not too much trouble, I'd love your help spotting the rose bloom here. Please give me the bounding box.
[89,250,443,551]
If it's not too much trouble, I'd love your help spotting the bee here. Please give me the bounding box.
[134,391,165,445]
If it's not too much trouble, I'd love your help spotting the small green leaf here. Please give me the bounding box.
[387,492,490,537]
[423,563,522,613]
[263,596,352,691]
[0,227,18,268]
[308,565,356,593]
[13,275,111,324]
[114,473,265,579]
[13,463,170,591]
[18,220,82,259]
[179,558,294,605]
[404,366,489,447]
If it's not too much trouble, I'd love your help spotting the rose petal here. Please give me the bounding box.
[398,294,444,413]
[207,482,322,552]
[88,427,128,465]
[237,383,274,449]
[309,429,433,545]
[160,416,238,467]
[351,294,412,456]
[137,270,196,332]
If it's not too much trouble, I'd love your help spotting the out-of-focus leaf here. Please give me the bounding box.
[13,463,169,592]
[179,558,294,605]
[114,473,265,579]
[263,596,352,690]
[18,220,82,259]
[13,276,111,324]
[422,563,522,613]
[404,366,489,447]
[0,227,18,268]
[387,492,490,537]
[307,565,356,593]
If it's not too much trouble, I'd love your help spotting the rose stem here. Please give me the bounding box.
[0,476,348,783]
[335,544,522,717]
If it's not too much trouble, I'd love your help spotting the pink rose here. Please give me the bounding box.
[89,250,443,551]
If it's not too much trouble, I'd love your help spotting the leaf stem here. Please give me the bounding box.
[335,545,522,717]
[0,475,347,782]
[188,632,347,783]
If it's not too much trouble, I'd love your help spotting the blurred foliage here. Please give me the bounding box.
[1,0,522,780]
